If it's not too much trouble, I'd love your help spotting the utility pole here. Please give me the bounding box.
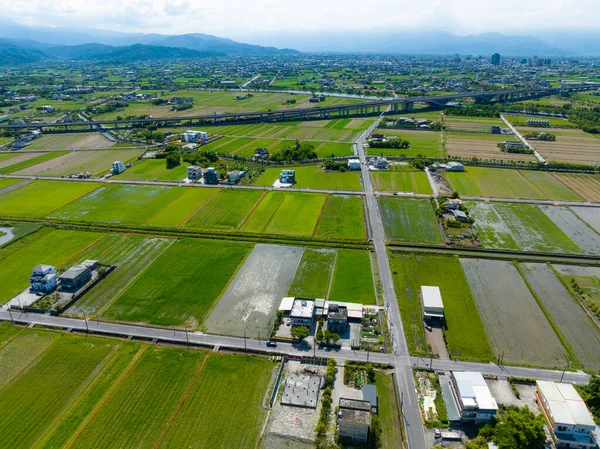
[367,347,370,364]
[7,307,14,323]
[430,351,433,370]
[560,365,567,383]
[243,328,247,355]
[185,326,190,350]
[84,315,89,335]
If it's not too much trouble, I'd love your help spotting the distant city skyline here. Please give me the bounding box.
[2,0,598,41]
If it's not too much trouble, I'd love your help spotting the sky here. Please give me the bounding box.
[1,0,597,40]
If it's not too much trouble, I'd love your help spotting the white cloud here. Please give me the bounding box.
[1,0,598,37]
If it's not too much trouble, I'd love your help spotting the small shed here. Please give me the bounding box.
[362,384,378,413]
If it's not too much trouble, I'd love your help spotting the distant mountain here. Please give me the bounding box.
[0,21,299,56]
[0,39,222,65]
[242,30,572,56]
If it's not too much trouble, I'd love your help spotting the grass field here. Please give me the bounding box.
[329,249,376,305]
[0,327,274,449]
[371,171,432,194]
[184,189,265,230]
[379,197,443,244]
[469,202,582,253]
[0,180,100,217]
[314,194,366,240]
[389,253,494,361]
[50,184,181,224]
[369,130,442,157]
[252,165,362,190]
[288,249,336,298]
[144,187,217,227]
[462,259,568,367]
[0,151,69,174]
[0,228,103,303]
[444,167,581,201]
[102,239,253,328]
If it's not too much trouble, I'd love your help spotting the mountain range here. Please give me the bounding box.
[1,20,600,64]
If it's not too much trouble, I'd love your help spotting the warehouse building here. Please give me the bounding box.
[536,381,599,449]
[421,286,444,321]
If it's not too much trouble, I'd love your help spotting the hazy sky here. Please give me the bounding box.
[3,0,597,38]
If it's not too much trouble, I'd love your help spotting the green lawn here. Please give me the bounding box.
[389,253,494,361]
[102,239,253,328]
[50,184,181,224]
[0,229,103,302]
[329,249,376,305]
[371,171,432,194]
[314,194,366,240]
[379,197,443,244]
[370,130,442,157]
[288,248,336,298]
[144,188,217,227]
[0,180,101,217]
[184,189,265,230]
[252,165,362,191]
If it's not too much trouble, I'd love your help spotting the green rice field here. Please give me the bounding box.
[144,187,217,227]
[371,171,432,194]
[252,165,362,190]
[102,239,253,328]
[389,252,493,361]
[379,197,443,244]
[288,248,336,299]
[314,194,366,240]
[329,249,376,305]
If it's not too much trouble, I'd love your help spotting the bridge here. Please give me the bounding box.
[1,84,596,132]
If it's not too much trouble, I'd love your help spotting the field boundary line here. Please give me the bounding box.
[311,193,330,237]
[200,245,254,331]
[514,262,579,368]
[176,188,220,227]
[568,207,600,239]
[30,342,122,449]
[0,324,26,351]
[0,330,62,396]
[138,186,188,225]
[326,249,338,300]
[515,170,546,199]
[62,345,148,449]
[548,172,585,202]
[58,232,107,271]
[153,352,211,449]
[95,239,175,317]
[237,190,268,230]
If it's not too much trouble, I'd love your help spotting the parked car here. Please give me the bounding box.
[425,324,433,332]
[266,339,277,347]
[285,318,291,326]
[434,429,441,439]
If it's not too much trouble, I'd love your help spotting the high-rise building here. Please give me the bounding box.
[491,53,501,65]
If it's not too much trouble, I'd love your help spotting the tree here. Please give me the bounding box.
[450,191,460,199]
[578,376,600,421]
[291,326,309,341]
[492,406,545,449]
[165,152,180,169]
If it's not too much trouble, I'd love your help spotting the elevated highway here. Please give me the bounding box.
[1,84,596,132]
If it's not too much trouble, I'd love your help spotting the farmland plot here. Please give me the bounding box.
[371,171,432,194]
[461,259,567,367]
[144,187,217,227]
[102,239,253,328]
[0,152,69,174]
[0,334,116,449]
[0,151,41,169]
[314,194,366,240]
[159,353,273,449]
[520,263,600,371]
[465,167,545,199]
[570,206,600,234]
[553,173,600,202]
[540,205,600,254]
[184,189,265,230]
[71,347,206,449]
[204,244,303,337]
[329,250,376,305]
[66,236,174,317]
[0,180,100,217]
[531,130,600,165]
[379,197,443,244]
[371,129,442,158]
[446,131,536,162]
[288,248,336,299]
[469,202,581,253]
[252,165,361,191]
